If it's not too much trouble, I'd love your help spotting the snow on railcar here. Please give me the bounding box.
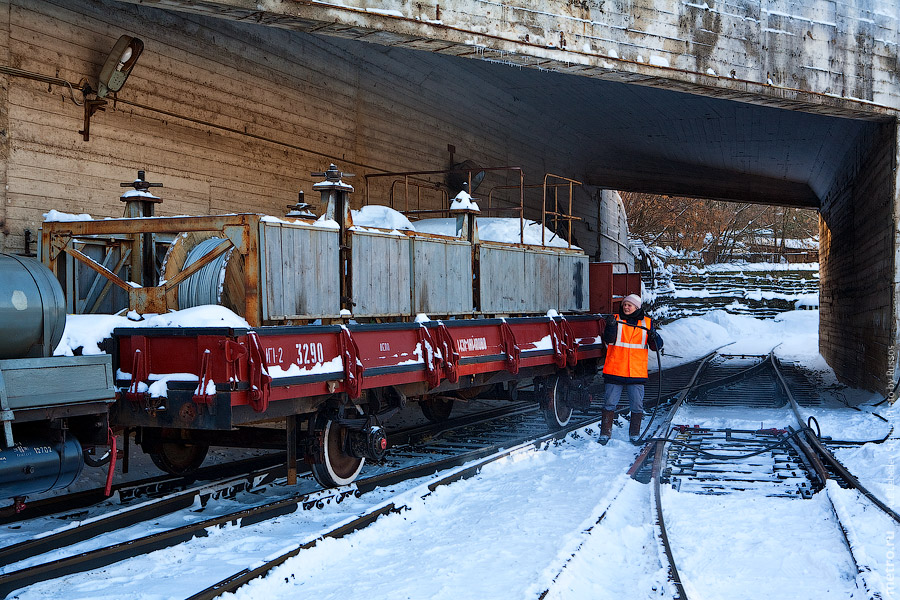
[31,165,639,489]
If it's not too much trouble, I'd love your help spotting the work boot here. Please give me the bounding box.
[629,412,644,443]
[598,410,614,445]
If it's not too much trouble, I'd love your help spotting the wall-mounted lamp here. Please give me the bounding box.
[80,35,143,141]
[97,35,143,98]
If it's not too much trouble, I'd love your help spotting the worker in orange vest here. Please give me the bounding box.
[599,293,662,444]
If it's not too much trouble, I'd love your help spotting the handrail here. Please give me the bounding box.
[542,173,583,248]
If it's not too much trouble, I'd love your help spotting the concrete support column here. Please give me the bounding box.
[0,1,9,253]
[890,121,900,402]
[820,121,897,395]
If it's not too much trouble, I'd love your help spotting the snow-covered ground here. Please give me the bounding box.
[218,309,897,600]
[7,305,895,600]
[12,247,900,599]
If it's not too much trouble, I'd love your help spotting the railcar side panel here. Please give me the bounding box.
[351,231,412,317]
[411,236,473,314]
[479,245,527,313]
[559,254,589,312]
[261,221,340,320]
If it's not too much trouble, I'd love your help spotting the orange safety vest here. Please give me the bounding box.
[602,315,652,379]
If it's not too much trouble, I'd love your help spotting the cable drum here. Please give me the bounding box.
[177,237,234,309]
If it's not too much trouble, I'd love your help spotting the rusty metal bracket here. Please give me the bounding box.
[339,326,364,399]
[48,234,71,262]
[417,325,442,389]
[500,321,521,374]
[79,98,107,142]
[192,349,216,405]
[123,347,151,408]
[246,332,272,412]
[222,225,248,255]
[436,322,460,383]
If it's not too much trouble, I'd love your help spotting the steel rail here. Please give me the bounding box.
[0,409,602,599]
[0,459,286,569]
[642,355,718,600]
[0,453,285,525]
[771,355,900,524]
[185,414,605,600]
[652,439,688,600]
[771,355,894,600]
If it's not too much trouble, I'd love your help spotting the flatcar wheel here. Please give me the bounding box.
[420,397,454,422]
[310,413,364,487]
[542,375,573,429]
[146,440,209,475]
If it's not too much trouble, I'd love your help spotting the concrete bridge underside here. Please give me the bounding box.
[1,1,897,394]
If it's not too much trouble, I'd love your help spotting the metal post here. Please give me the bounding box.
[314,164,355,313]
[120,171,163,287]
[286,415,297,486]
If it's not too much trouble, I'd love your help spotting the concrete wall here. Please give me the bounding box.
[596,189,634,268]
[2,0,899,394]
[138,0,900,114]
[0,0,594,255]
[819,122,897,393]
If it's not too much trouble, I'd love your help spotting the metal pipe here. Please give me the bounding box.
[0,65,84,105]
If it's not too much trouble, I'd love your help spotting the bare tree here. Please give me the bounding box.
[621,193,818,264]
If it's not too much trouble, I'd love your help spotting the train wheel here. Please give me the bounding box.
[420,397,454,422]
[542,375,573,429]
[146,439,209,475]
[310,413,364,487]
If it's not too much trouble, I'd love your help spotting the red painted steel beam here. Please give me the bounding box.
[113,315,608,418]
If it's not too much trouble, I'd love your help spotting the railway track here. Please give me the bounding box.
[644,352,899,600]
[5,352,892,599]
[0,396,611,599]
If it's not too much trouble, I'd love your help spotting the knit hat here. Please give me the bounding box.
[622,294,642,309]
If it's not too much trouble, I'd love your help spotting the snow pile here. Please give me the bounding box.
[43,209,93,222]
[449,190,480,212]
[312,216,340,229]
[415,217,577,248]
[351,205,415,230]
[656,309,823,368]
[120,190,160,200]
[54,305,251,356]
[702,261,819,273]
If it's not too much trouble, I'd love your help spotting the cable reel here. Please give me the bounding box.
[160,232,246,313]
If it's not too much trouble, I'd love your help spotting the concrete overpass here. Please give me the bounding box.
[0,1,897,393]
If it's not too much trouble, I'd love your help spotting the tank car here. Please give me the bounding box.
[0,254,116,506]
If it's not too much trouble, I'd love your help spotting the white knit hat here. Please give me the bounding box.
[622,294,642,309]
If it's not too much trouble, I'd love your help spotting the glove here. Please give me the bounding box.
[605,314,616,328]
